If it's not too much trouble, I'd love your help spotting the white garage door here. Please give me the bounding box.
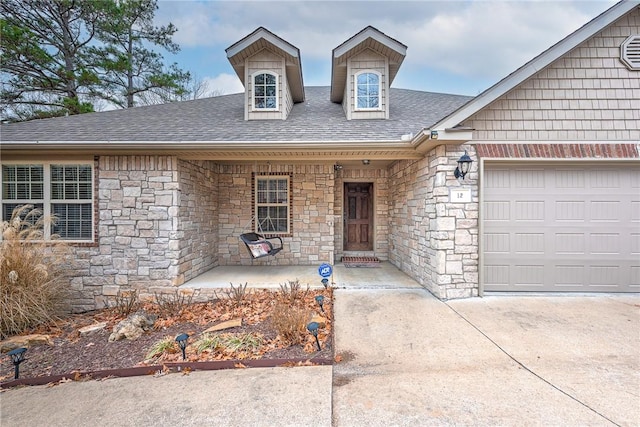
[483,163,640,292]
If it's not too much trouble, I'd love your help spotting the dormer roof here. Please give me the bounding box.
[226,27,305,102]
[330,26,407,102]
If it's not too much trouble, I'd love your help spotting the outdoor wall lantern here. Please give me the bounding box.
[362,159,370,165]
[333,164,343,171]
[430,130,438,139]
[315,295,325,313]
[321,278,329,289]
[454,150,473,180]
[175,333,189,360]
[306,322,321,351]
[8,347,27,379]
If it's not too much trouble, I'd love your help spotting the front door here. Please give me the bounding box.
[344,182,374,251]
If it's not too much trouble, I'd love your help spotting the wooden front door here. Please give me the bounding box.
[344,182,374,251]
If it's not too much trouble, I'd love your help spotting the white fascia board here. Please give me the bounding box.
[431,0,640,131]
[226,29,299,59]
[0,139,413,151]
[333,28,407,58]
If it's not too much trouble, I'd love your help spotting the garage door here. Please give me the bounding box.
[483,164,640,292]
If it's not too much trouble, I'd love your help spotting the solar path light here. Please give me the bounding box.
[307,322,321,351]
[175,333,189,360]
[7,347,27,379]
[315,295,325,313]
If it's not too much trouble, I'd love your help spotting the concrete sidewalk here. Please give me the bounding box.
[1,284,638,426]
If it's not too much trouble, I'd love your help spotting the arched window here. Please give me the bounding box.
[355,71,381,110]
[253,71,278,110]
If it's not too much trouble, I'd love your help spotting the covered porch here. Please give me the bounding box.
[179,261,423,290]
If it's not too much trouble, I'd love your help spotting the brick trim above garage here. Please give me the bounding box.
[475,143,639,159]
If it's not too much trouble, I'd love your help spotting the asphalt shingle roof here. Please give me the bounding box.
[1,87,472,143]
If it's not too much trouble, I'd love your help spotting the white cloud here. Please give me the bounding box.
[156,1,618,92]
[201,73,245,96]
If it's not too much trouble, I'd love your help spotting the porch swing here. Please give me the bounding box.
[239,213,284,260]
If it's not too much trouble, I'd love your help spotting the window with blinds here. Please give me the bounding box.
[1,163,94,241]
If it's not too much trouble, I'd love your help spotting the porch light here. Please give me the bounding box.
[175,333,189,360]
[7,347,27,379]
[454,150,473,180]
[315,295,325,313]
[334,164,343,171]
[362,159,370,165]
[430,130,438,139]
[307,322,321,351]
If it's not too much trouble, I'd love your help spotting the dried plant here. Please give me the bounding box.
[278,279,310,304]
[154,289,198,318]
[271,303,310,345]
[110,289,139,317]
[0,205,71,339]
[221,282,250,306]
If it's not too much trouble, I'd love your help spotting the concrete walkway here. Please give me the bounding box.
[1,264,639,426]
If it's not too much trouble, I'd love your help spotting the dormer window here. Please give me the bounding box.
[253,71,278,110]
[355,71,381,110]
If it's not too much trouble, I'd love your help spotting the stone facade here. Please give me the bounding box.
[389,145,479,299]
[217,163,335,266]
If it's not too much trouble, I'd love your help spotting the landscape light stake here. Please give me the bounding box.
[7,347,27,379]
[315,295,325,313]
[321,278,329,289]
[307,322,321,351]
[175,333,189,361]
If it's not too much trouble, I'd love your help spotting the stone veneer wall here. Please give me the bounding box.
[175,159,219,284]
[334,168,390,261]
[217,163,335,266]
[66,156,182,311]
[388,145,479,299]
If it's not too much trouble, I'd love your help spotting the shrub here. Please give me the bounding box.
[153,289,198,318]
[271,303,310,345]
[278,279,310,304]
[109,289,139,317]
[0,205,71,339]
[218,282,250,306]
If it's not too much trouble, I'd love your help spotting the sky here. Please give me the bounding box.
[155,0,619,97]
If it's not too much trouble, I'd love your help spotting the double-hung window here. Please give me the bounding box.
[253,72,278,110]
[355,71,381,110]
[1,162,94,241]
[255,175,290,234]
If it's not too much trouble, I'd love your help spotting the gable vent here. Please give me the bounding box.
[621,35,640,70]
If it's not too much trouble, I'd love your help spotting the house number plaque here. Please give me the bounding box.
[449,188,471,203]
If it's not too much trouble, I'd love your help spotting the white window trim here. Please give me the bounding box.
[254,174,290,234]
[354,70,382,111]
[1,160,95,242]
[251,70,279,112]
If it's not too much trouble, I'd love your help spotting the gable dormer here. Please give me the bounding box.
[331,26,407,120]
[226,27,304,120]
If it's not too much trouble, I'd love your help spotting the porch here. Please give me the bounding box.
[179,261,423,290]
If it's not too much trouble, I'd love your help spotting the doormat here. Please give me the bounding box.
[341,256,380,268]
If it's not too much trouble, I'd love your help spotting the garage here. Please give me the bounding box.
[482,163,640,292]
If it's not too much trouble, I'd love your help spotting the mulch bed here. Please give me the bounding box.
[1,288,333,388]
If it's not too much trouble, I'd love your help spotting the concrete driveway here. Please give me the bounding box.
[333,290,639,426]
[2,266,638,426]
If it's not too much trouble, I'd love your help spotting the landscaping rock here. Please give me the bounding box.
[204,318,242,333]
[108,311,156,342]
[78,322,108,336]
[0,334,54,353]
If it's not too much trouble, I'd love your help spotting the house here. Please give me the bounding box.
[1,1,638,311]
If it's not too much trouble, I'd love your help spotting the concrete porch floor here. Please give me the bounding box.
[180,261,423,290]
